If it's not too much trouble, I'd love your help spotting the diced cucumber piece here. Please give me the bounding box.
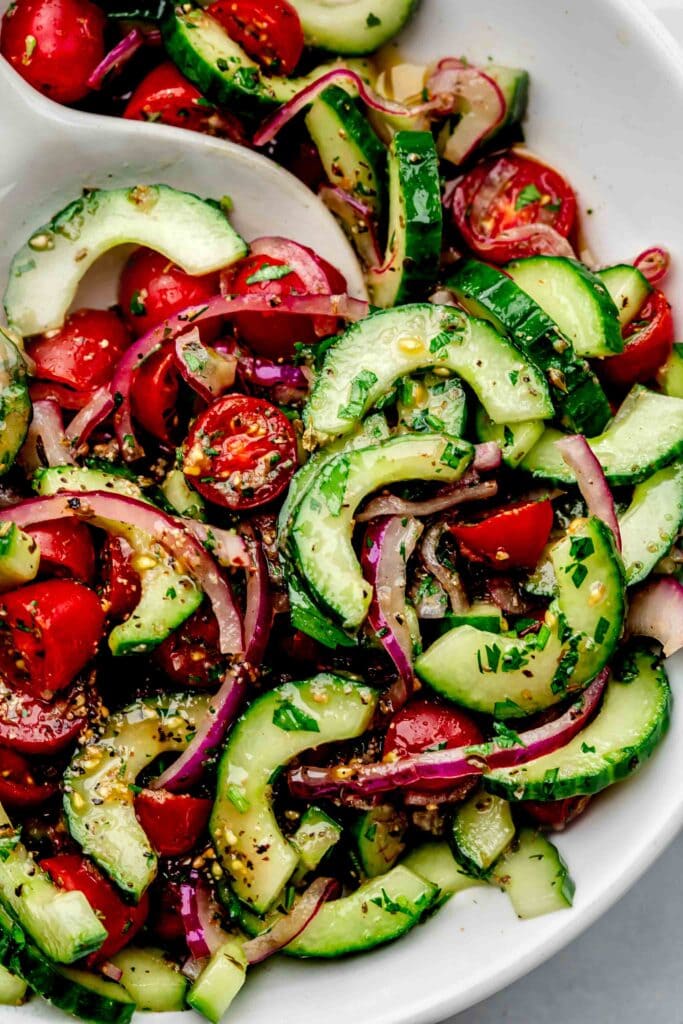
[160,468,206,521]
[0,522,38,590]
[292,807,342,878]
[522,386,683,485]
[475,407,544,468]
[620,463,683,584]
[304,304,553,446]
[506,256,623,357]
[401,842,483,903]
[597,264,651,327]
[658,343,683,398]
[485,645,670,800]
[112,946,187,1012]
[0,962,27,1005]
[397,372,468,437]
[434,602,504,635]
[354,804,408,878]
[288,0,418,54]
[212,675,376,913]
[291,433,472,628]
[188,939,246,1024]
[491,829,574,919]
[5,185,246,337]
[64,692,210,900]
[450,792,515,878]
[0,331,30,476]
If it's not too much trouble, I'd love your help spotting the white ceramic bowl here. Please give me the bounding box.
[1,1,683,1021]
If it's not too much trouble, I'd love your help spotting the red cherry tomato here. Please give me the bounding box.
[154,603,224,689]
[450,500,554,570]
[207,0,304,75]
[0,678,86,754]
[0,0,105,104]
[384,698,483,794]
[29,380,95,411]
[0,746,57,808]
[285,140,327,193]
[41,855,149,964]
[26,309,131,394]
[25,520,96,584]
[130,346,180,445]
[600,289,674,388]
[450,152,577,263]
[182,395,298,510]
[0,580,104,698]
[134,789,212,856]
[99,536,141,622]
[149,881,184,944]
[523,796,591,831]
[118,246,221,343]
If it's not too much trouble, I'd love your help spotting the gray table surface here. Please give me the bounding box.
[444,3,683,1021]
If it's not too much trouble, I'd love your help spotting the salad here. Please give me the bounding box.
[0,2,682,1023]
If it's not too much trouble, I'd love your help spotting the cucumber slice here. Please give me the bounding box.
[397,373,468,437]
[160,468,206,521]
[304,304,553,446]
[416,516,624,716]
[486,65,529,137]
[0,522,39,590]
[448,259,611,434]
[485,645,670,801]
[521,385,683,485]
[658,343,683,398]
[367,131,442,308]
[449,792,515,878]
[401,842,483,903]
[491,829,574,919]
[5,185,246,337]
[306,85,386,215]
[291,433,472,629]
[288,0,418,54]
[287,575,358,649]
[64,692,210,900]
[506,256,623,357]
[292,807,342,878]
[597,264,652,327]
[284,865,438,957]
[354,804,408,877]
[620,463,683,584]
[474,407,544,468]
[188,939,246,1024]
[434,602,504,635]
[0,332,30,476]
[112,946,187,1012]
[0,962,26,1006]
[212,675,377,913]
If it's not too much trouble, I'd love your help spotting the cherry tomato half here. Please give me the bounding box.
[183,395,298,510]
[41,854,149,964]
[600,289,675,388]
[0,746,57,808]
[0,580,104,698]
[130,346,180,445]
[0,0,105,105]
[29,380,95,411]
[149,881,184,944]
[450,499,554,570]
[523,796,591,831]
[99,536,141,622]
[26,520,96,584]
[134,789,212,856]
[384,698,483,794]
[154,603,224,689]
[0,677,87,754]
[450,152,577,263]
[207,0,304,75]
[26,309,131,394]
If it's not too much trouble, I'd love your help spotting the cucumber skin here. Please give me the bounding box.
[0,337,30,478]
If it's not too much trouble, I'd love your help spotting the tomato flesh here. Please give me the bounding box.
[26,309,131,393]
[154,603,224,689]
[601,289,674,388]
[384,698,483,793]
[207,0,304,75]
[26,520,96,584]
[41,854,149,964]
[130,346,180,445]
[0,679,86,754]
[523,796,591,831]
[134,789,212,856]
[0,746,57,808]
[99,536,141,622]
[450,500,554,570]
[0,0,105,104]
[182,395,298,510]
[29,380,95,411]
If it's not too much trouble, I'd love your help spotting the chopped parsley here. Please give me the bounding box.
[129,290,147,316]
[318,457,350,516]
[272,700,320,733]
[493,721,525,748]
[246,263,293,285]
[440,441,464,470]
[370,889,409,916]
[226,785,250,813]
[493,698,525,718]
[580,741,596,754]
[594,616,610,644]
[515,184,543,210]
[338,370,378,420]
[366,12,381,27]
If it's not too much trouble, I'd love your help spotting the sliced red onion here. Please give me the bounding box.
[361,516,423,690]
[555,434,621,550]
[1,491,243,654]
[419,521,468,614]
[243,236,337,337]
[153,665,249,792]
[473,441,502,472]
[87,28,144,90]
[243,878,339,965]
[20,400,75,472]
[411,568,448,620]
[181,956,207,982]
[99,962,123,983]
[634,246,670,285]
[356,474,498,522]
[627,577,683,657]
[187,522,250,569]
[289,670,608,798]
[242,528,272,664]
[319,186,383,268]
[239,356,310,391]
[180,872,229,960]
[427,60,505,165]
[486,576,532,615]
[65,386,115,447]
[174,328,236,402]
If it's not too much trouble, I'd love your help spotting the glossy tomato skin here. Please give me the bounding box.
[450,500,554,570]
[0,680,86,754]
[0,580,104,698]
[41,855,149,964]
[207,0,304,75]
[130,346,180,445]
[29,380,94,411]
[149,881,184,944]
[99,536,141,621]
[384,698,483,794]
[134,789,212,856]
[0,746,57,808]
[154,603,224,688]
[600,289,674,388]
[183,395,298,510]
[450,152,576,262]
[523,796,591,831]
[26,520,96,584]
[26,309,131,393]
[0,0,105,104]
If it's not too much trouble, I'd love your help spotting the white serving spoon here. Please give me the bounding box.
[0,54,366,315]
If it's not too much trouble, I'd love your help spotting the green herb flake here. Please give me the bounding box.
[246,263,293,285]
[440,441,464,470]
[485,643,501,672]
[338,370,378,421]
[272,700,320,733]
[493,721,525,748]
[364,823,378,842]
[594,616,610,644]
[318,456,350,516]
[535,624,551,650]
[515,184,543,210]
[580,741,596,754]
[129,290,147,317]
[226,785,250,813]
[508,369,519,387]
[366,12,381,27]
[569,536,594,562]
[493,698,525,718]
[370,889,409,916]
[570,563,588,588]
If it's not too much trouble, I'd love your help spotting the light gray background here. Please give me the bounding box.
[446,4,683,1021]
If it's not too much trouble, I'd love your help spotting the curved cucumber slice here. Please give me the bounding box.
[416,517,624,716]
[112,946,188,1012]
[490,829,574,919]
[620,463,683,584]
[0,333,30,476]
[0,523,39,591]
[305,304,553,446]
[291,433,472,628]
[401,843,482,903]
[522,385,683,485]
[398,372,468,437]
[448,259,611,435]
[474,407,544,468]
[449,792,515,878]
[212,675,376,913]
[289,0,418,54]
[64,692,210,900]
[485,646,671,801]
[506,256,623,357]
[284,865,438,957]
[5,186,246,337]
[597,264,651,327]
